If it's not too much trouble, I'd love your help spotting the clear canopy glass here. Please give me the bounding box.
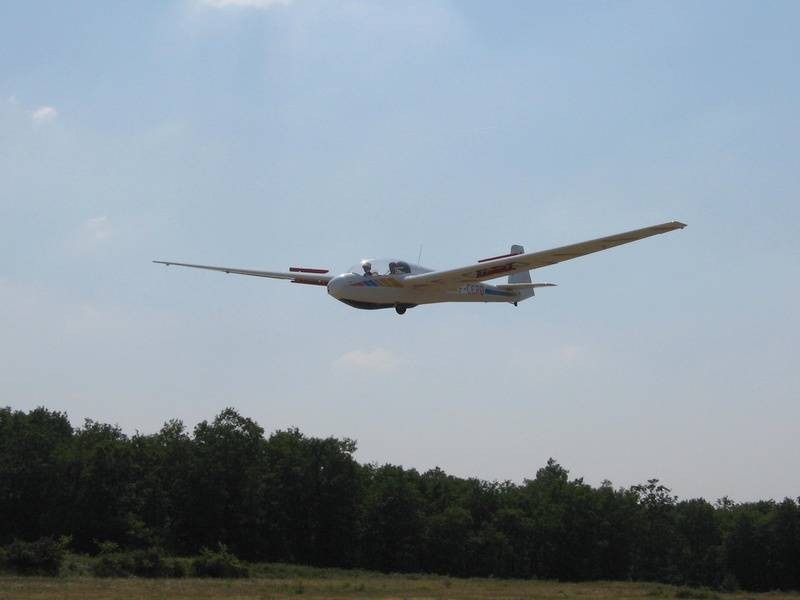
[347,259,430,276]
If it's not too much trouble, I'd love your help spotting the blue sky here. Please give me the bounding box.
[2,0,798,501]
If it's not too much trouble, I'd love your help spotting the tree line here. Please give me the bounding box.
[1,406,797,591]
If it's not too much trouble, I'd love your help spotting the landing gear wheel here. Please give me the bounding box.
[395,305,406,315]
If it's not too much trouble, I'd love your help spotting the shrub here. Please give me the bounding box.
[192,545,249,578]
[162,557,189,578]
[3,537,66,575]
[92,551,135,577]
[91,545,186,578]
[60,553,93,576]
[719,572,739,592]
[130,548,165,577]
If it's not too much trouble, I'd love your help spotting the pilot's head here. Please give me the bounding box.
[362,262,372,274]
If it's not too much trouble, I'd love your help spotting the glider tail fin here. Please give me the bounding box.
[508,245,531,284]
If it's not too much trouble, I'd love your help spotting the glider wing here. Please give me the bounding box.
[153,261,332,286]
[403,221,686,287]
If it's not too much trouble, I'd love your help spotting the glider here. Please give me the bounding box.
[154,220,686,315]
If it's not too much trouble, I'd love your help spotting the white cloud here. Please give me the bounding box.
[200,0,293,8]
[555,344,585,364]
[31,105,58,123]
[66,216,113,254]
[332,348,404,375]
[84,215,113,241]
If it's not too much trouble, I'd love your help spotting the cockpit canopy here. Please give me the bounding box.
[348,259,431,276]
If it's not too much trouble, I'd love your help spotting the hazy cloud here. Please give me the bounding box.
[556,344,585,364]
[66,216,113,254]
[31,106,58,123]
[84,216,113,242]
[332,348,404,375]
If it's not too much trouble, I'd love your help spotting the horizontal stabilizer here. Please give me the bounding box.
[497,282,556,291]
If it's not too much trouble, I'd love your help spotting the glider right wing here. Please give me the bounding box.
[403,221,686,288]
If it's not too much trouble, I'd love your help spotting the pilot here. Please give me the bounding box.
[362,262,373,277]
[389,262,397,274]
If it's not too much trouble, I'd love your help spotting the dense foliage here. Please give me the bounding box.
[1,406,797,590]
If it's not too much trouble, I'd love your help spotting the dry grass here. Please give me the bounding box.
[1,577,799,600]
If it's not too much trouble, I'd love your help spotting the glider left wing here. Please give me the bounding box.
[403,221,686,288]
[153,261,332,286]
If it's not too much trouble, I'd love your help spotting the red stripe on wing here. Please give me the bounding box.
[475,263,516,278]
[290,267,329,274]
[477,251,522,263]
[291,278,329,286]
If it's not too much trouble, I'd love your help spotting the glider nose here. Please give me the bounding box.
[327,273,355,299]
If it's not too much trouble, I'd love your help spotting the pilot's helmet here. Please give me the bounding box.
[362,261,372,272]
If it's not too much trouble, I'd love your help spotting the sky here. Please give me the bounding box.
[1,0,798,502]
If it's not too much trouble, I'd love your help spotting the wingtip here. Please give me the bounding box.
[673,220,688,229]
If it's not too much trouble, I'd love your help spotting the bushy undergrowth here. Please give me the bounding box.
[1,537,67,575]
[0,539,247,579]
[91,543,187,578]
[192,545,249,578]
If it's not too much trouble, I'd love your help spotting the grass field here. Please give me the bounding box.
[2,575,799,600]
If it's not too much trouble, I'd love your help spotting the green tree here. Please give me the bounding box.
[360,464,424,572]
[261,429,361,566]
[423,506,472,575]
[303,435,362,566]
[675,498,723,586]
[468,521,513,577]
[0,407,73,543]
[724,503,771,591]
[630,479,680,583]
[766,498,800,590]
[185,408,266,557]
[594,481,639,580]
[128,419,194,552]
[492,507,535,577]
[59,420,135,551]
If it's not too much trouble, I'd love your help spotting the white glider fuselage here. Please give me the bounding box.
[327,273,514,308]
[326,262,538,311]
